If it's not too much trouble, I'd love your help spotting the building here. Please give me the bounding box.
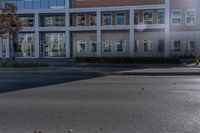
[0,0,198,59]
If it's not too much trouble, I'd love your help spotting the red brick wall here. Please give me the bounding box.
[72,0,165,8]
[170,0,200,31]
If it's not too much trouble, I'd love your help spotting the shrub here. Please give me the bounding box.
[75,57,182,64]
[0,61,48,68]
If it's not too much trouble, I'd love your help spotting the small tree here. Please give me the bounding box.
[0,2,22,61]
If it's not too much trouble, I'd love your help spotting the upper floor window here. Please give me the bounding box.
[102,12,112,25]
[157,10,165,24]
[171,9,182,25]
[134,12,139,25]
[89,13,97,26]
[116,12,126,25]
[20,16,34,27]
[8,0,65,10]
[40,14,65,27]
[76,14,86,26]
[186,9,196,25]
[144,11,153,24]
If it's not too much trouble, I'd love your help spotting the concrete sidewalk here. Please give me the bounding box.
[0,65,200,76]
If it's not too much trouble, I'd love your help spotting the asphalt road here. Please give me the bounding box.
[0,74,200,133]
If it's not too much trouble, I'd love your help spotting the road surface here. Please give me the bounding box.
[0,74,199,133]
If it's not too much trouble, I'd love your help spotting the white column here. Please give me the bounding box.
[65,11,70,58]
[97,10,102,57]
[34,12,40,58]
[164,0,170,58]
[129,9,135,57]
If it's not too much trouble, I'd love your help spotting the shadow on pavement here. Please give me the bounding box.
[0,65,180,94]
[0,74,101,94]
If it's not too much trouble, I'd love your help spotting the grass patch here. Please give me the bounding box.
[0,61,48,68]
[75,57,182,64]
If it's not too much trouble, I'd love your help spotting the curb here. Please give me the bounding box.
[0,71,200,76]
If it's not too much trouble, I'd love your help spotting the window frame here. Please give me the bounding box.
[143,10,153,24]
[102,12,112,26]
[76,13,86,26]
[171,9,182,25]
[116,12,126,25]
[186,9,196,25]
[157,10,165,24]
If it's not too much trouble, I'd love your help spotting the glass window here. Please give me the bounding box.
[77,40,86,53]
[76,14,86,26]
[33,0,40,9]
[158,40,164,52]
[40,15,65,27]
[116,12,125,25]
[157,10,165,24]
[40,32,66,57]
[41,0,49,9]
[13,33,35,57]
[171,9,182,24]
[172,40,181,52]
[49,0,57,9]
[102,12,112,25]
[144,40,153,52]
[24,0,33,9]
[17,0,24,10]
[186,9,196,25]
[57,0,65,9]
[20,16,34,27]
[116,40,126,52]
[103,40,112,52]
[186,40,195,52]
[90,41,97,52]
[134,40,139,52]
[144,11,153,24]
[89,13,96,26]
[134,12,139,25]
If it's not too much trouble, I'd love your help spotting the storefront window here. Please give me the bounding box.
[40,32,66,57]
[116,40,126,52]
[13,33,35,57]
[90,41,97,52]
[144,40,153,52]
[77,40,86,53]
[103,40,112,52]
